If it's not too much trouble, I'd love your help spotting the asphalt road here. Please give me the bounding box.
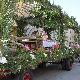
[32,63,80,80]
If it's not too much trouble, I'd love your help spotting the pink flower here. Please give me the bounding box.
[24,45,30,50]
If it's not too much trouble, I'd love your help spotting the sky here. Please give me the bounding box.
[50,0,80,25]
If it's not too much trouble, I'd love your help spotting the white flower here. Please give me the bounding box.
[30,54,36,59]
[0,57,7,64]
[61,53,63,55]
[54,58,55,60]
[69,47,71,49]
[0,51,1,54]
[18,65,21,70]
[1,40,8,43]
[57,55,59,56]
[43,53,47,57]
[27,60,29,62]
[5,55,8,57]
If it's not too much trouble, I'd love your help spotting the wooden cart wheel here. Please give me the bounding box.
[23,72,32,80]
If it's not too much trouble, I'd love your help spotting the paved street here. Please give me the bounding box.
[32,63,80,80]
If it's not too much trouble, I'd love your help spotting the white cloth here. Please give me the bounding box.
[43,40,56,47]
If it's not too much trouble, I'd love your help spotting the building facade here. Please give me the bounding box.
[65,29,75,47]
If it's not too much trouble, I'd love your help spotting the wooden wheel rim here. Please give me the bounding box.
[23,72,31,80]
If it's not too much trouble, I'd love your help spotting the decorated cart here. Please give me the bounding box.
[0,34,74,80]
[0,0,77,80]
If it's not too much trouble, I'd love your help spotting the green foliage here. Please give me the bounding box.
[1,47,47,74]
[31,2,62,29]
[0,0,16,49]
[35,48,48,62]
[51,47,75,61]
